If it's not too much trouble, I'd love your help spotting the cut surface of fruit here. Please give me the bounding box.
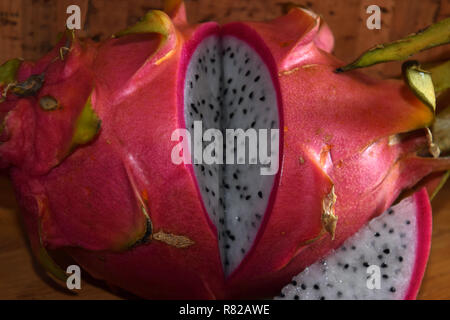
[183,26,281,275]
[275,189,431,300]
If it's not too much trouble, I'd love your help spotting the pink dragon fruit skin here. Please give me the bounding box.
[1,1,449,299]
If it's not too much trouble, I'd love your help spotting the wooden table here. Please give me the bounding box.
[0,0,449,299]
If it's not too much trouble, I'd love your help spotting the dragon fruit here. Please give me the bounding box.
[0,1,449,299]
[276,189,431,300]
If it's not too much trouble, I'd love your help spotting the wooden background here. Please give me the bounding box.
[1,0,449,77]
[0,0,449,299]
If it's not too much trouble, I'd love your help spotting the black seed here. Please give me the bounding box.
[251,121,256,128]
[245,195,251,200]
[259,96,266,101]
[382,274,389,279]
[229,112,235,119]
[227,78,233,84]
[292,280,297,286]
[238,97,243,105]
[241,85,246,92]
[301,284,307,290]
[241,248,245,254]
[195,74,199,81]
[236,185,241,190]
[383,249,390,254]
[233,173,238,180]
[201,99,205,105]
[245,58,250,64]
[320,297,325,300]
[211,191,215,197]
[375,232,380,237]
[390,287,396,293]
[279,293,285,298]
[205,187,209,193]
[208,170,213,177]
[388,209,394,215]
[363,262,369,267]
[255,214,262,220]
[245,70,251,77]
[389,228,394,234]
[406,220,411,225]
[189,81,193,88]
[337,291,343,297]
[378,255,383,260]
[224,184,230,189]
[249,91,254,99]
[381,263,388,268]
[209,104,214,110]
[258,191,263,198]
[398,256,403,262]
[232,88,237,94]
[313,284,320,290]
[243,109,247,115]
[191,104,199,114]
[230,52,234,58]
[294,295,299,300]
[254,75,260,82]
[351,246,356,250]
[344,264,349,269]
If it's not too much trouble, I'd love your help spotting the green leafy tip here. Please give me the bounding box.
[0,58,22,87]
[431,171,450,201]
[336,17,450,72]
[402,61,436,112]
[427,60,450,95]
[113,10,172,39]
[38,246,68,282]
[70,94,101,149]
[433,105,450,154]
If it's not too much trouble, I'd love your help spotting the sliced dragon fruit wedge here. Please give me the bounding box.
[275,189,432,300]
[182,26,281,274]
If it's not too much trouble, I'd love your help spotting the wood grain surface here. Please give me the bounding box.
[0,0,449,299]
